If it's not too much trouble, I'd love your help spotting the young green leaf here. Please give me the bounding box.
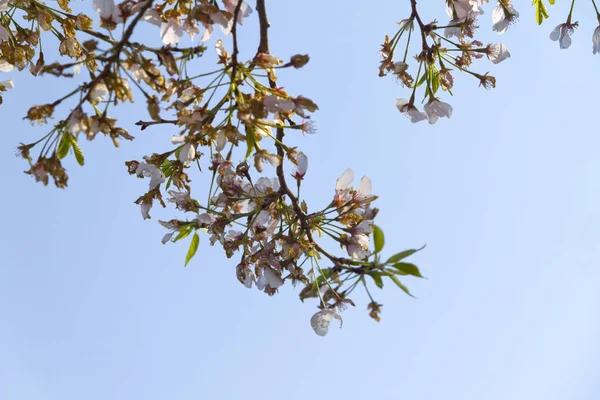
[245,127,256,159]
[385,245,426,264]
[532,0,549,25]
[173,225,194,242]
[373,224,385,253]
[431,66,440,95]
[389,275,415,298]
[57,133,72,160]
[415,68,428,88]
[369,271,384,289]
[185,232,200,266]
[391,262,424,278]
[71,137,85,166]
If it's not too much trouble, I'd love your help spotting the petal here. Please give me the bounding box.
[263,267,284,289]
[197,213,216,225]
[256,274,268,290]
[160,18,183,45]
[549,25,561,41]
[140,201,151,219]
[143,9,161,27]
[358,176,372,197]
[0,26,8,42]
[395,98,409,112]
[491,4,504,24]
[161,232,174,244]
[336,168,354,191]
[560,33,572,49]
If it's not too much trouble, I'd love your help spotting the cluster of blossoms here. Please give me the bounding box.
[380,0,600,124]
[5,0,597,335]
[6,0,423,335]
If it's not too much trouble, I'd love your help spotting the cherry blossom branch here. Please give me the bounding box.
[255,0,365,274]
[230,0,245,75]
[410,0,429,51]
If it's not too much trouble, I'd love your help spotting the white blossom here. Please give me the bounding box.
[310,309,343,336]
[487,43,510,64]
[424,98,453,124]
[254,177,280,194]
[254,149,281,172]
[161,18,183,45]
[492,2,519,35]
[263,95,295,113]
[293,152,308,180]
[142,8,161,27]
[140,200,151,220]
[444,20,463,39]
[347,233,370,260]
[196,213,215,226]
[593,26,600,54]
[0,79,14,89]
[550,23,576,50]
[223,0,253,24]
[336,168,354,192]
[183,20,200,41]
[395,99,427,123]
[90,82,109,102]
[93,0,122,23]
[67,110,87,135]
[161,232,174,244]
[263,267,284,289]
[172,136,196,166]
[358,176,372,198]
[0,0,9,12]
[0,61,10,74]
[135,162,165,190]
[393,61,408,74]
[215,39,229,59]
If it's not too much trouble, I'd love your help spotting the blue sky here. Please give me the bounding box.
[1,1,599,399]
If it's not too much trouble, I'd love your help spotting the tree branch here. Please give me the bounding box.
[254,0,357,271]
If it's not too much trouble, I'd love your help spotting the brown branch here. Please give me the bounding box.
[231,0,244,66]
[254,0,357,271]
[135,118,178,130]
[256,0,271,54]
[410,0,429,51]
[230,0,245,92]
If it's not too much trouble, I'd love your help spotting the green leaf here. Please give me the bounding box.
[389,275,415,298]
[173,225,193,242]
[415,69,428,88]
[369,272,384,289]
[245,127,256,159]
[373,225,385,254]
[391,262,424,278]
[385,245,426,264]
[57,133,72,160]
[532,0,549,25]
[185,232,200,266]
[431,67,440,95]
[312,268,332,290]
[71,137,85,166]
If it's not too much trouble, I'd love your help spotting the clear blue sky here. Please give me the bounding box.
[1,1,599,399]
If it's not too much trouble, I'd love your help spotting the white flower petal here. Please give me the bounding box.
[160,18,183,45]
[310,309,343,336]
[336,168,354,191]
[358,176,372,197]
[263,267,284,289]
